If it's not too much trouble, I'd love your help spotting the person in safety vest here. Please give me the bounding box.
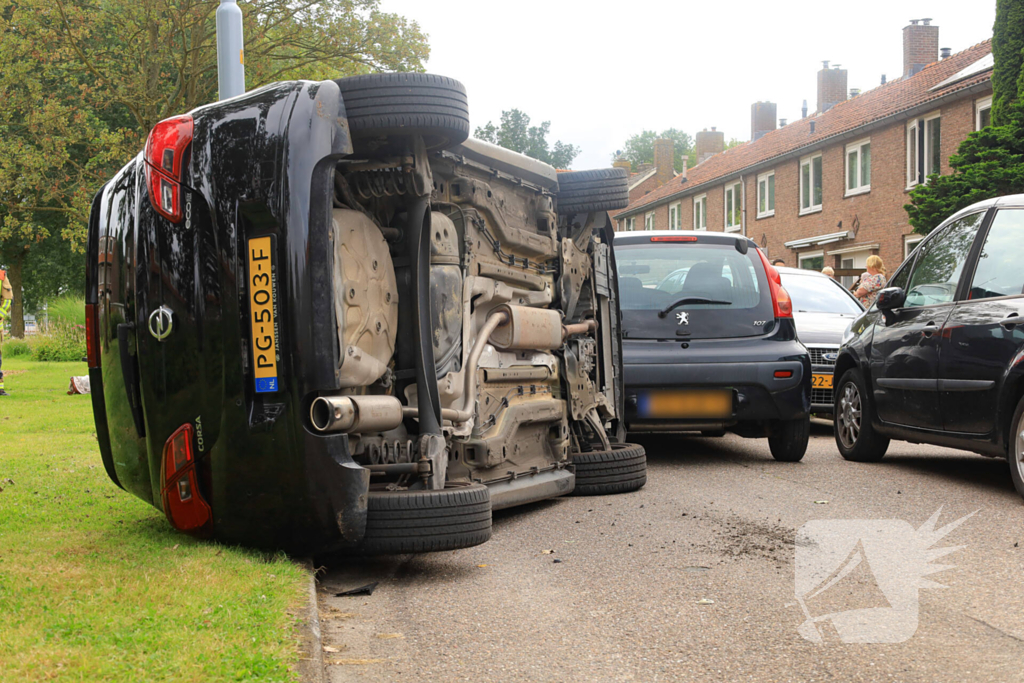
[0,269,12,396]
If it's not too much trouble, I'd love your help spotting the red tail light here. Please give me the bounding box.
[651,235,698,242]
[85,302,100,369]
[756,249,794,319]
[160,424,212,533]
[144,115,193,222]
[774,370,793,378]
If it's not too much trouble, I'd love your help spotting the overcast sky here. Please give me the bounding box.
[379,0,996,170]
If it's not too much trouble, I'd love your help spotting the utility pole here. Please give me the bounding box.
[216,0,245,100]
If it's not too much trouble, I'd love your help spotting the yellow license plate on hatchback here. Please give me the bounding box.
[639,390,732,419]
[812,373,833,389]
[247,236,279,393]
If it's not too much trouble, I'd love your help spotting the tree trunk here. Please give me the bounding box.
[8,249,25,338]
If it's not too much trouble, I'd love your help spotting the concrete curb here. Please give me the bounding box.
[295,559,326,683]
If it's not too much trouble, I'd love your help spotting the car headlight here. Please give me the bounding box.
[841,321,856,346]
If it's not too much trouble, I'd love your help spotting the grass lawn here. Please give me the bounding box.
[0,357,309,682]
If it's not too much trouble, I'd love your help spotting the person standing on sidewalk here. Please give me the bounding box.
[0,269,12,396]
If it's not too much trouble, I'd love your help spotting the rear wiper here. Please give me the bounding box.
[657,297,732,318]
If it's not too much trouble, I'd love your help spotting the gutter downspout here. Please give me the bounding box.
[216,0,246,100]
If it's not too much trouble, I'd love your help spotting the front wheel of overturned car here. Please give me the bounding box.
[768,417,809,462]
[834,368,889,463]
[556,168,630,215]
[569,443,647,495]
[359,483,492,555]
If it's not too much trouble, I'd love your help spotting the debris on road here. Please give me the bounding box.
[697,598,715,605]
[336,582,378,597]
[813,500,829,504]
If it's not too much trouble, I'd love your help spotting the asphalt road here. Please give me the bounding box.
[319,421,1024,682]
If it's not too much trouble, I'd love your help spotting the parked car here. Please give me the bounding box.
[85,73,645,555]
[833,195,1024,500]
[777,267,865,415]
[614,231,811,461]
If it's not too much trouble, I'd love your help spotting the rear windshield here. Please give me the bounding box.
[780,272,863,315]
[614,241,775,339]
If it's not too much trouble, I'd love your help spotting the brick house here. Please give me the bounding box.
[609,138,677,230]
[613,21,994,284]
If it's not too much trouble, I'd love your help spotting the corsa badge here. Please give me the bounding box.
[676,312,689,325]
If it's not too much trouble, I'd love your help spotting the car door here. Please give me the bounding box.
[939,208,1024,434]
[869,212,985,428]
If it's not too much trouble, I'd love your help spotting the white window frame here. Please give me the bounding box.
[625,216,636,231]
[798,250,825,270]
[756,171,775,218]
[905,235,923,259]
[644,211,655,231]
[976,95,992,131]
[845,138,871,197]
[923,112,942,180]
[906,119,920,189]
[799,153,823,215]
[693,194,707,230]
[724,180,743,232]
[668,201,681,230]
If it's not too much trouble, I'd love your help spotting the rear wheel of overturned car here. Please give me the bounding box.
[556,168,630,215]
[834,368,889,463]
[359,483,492,555]
[334,73,470,156]
[768,417,809,461]
[569,443,647,495]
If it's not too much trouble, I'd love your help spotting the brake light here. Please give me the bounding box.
[160,424,212,533]
[144,115,193,222]
[774,370,793,378]
[85,302,100,369]
[756,249,794,319]
[651,235,698,242]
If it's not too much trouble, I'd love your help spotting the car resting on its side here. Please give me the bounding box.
[86,74,646,555]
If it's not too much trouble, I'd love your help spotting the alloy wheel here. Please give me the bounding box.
[837,382,862,449]
[1016,414,1024,486]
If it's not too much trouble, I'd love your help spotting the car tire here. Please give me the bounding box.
[834,368,890,462]
[569,443,647,495]
[556,168,629,215]
[334,73,470,155]
[1007,396,1024,502]
[701,430,727,437]
[359,483,491,555]
[768,417,809,461]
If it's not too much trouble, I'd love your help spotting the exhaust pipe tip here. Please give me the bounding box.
[310,396,339,432]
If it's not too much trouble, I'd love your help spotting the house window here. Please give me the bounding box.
[845,139,871,196]
[799,252,824,271]
[925,114,941,178]
[624,217,636,231]
[840,257,856,289]
[668,202,681,230]
[644,211,655,231]
[724,180,742,231]
[757,171,775,218]
[908,113,941,187]
[693,194,707,230]
[976,96,992,130]
[907,120,919,188]
[800,154,822,214]
[905,235,923,259]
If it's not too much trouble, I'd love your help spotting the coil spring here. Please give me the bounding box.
[352,170,409,200]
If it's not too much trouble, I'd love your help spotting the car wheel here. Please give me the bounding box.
[834,368,889,462]
[768,417,809,462]
[334,73,470,155]
[556,168,629,215]
[569,443,647,495]
[359,483,491,555]
[1007,396,1024,502]
[701,430,727,437]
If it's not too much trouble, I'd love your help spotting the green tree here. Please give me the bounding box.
[0,0,429,335]
[992,0,1024,125]
[474,109,581,169]
[614,129,694,172]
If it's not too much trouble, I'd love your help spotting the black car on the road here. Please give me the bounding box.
[833,195,1024,500]
[614,231,811,461]
[778,267,865,414]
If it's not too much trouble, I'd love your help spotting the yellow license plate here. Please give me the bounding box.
[247,236,279,393]
[812,373,833,389]
[639,390,732,419]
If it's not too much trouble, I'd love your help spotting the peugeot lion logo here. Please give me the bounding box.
[676,312,689,325]
[148,306,174,341]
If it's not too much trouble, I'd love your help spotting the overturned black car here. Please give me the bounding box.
[86,74,645,554]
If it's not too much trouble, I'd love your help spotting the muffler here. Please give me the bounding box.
[310,395,404,433]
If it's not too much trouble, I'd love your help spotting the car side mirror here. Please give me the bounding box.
[876,287,905,311]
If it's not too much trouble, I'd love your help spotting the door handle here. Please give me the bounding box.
[999,313,1020,329]
[922,321,937,337]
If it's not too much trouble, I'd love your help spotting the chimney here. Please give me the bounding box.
[653,138,675,185]
[850,88,861,98]
[680,157,688,181]
[817,61,848,113]
[801,99,808,118]
[612,151,632,174]
[903,18,939,77]
[694,127,725,163]
[881,74,887,85]
[750,101,777,141]
[779,118,787,127]
[940,47,952,59]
